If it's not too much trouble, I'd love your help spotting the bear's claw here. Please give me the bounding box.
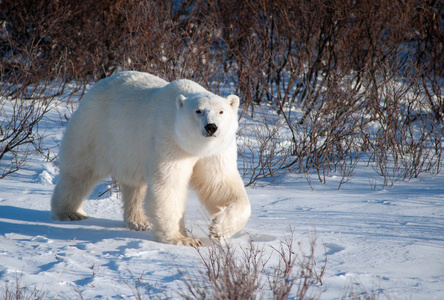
[185,238,203,247]
[209,220,222,240]
[170,236,202,247]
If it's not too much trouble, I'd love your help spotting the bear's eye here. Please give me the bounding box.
[196,110,202,114]
[219,111,224,114]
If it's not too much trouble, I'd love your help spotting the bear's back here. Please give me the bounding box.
[109,71,168,90]
[73,72,169,120]
[88,71,168,102]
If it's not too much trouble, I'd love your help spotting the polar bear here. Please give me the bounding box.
[51,71,251,246]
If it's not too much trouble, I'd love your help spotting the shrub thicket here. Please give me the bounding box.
[1,0,442,186]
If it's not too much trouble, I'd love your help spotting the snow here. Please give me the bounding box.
[0,101,443,299]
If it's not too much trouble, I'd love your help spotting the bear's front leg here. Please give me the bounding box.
[208,192,251,240]
[145,157,202,246]
[209,203,250,239]
[191,155,251,240]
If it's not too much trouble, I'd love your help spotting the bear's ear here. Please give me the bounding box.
[227,95,240,111]
[176,95,186,109]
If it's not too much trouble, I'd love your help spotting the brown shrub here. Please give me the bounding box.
[1,0,442,185]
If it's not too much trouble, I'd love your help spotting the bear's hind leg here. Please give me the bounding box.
[51,171,99,221]
[121,183,151,231]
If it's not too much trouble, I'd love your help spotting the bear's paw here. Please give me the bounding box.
[53,211,89,222]
[209,205,237,239]
[125,219,151,231]
[169,236,203,247]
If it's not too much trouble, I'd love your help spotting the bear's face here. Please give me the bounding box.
[174,93,240,157]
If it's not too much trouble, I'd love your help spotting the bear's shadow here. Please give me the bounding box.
[0,205,156,243]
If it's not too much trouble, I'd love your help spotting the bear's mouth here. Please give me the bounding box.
[205,133,217,137]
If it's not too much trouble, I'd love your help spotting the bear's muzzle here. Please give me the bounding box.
[204,123,218,136]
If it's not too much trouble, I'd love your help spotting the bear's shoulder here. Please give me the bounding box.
[166,79,208,96]
[108,71,168,90]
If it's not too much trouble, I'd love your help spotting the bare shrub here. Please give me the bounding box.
[0,0,129,83]
[340,278,387,300]
[0,96,52,178]
[360,62,443,188]
[119,0,223,88]
[1,274,47,300]
[0,0,91,176]
[212,0,443,187]
[0,52,74,177]
[238,110,292,187]
[268,230,326,300]
[179,230,325,300]
[1,0,442,186]
[97,177,121,198]
[180,240,266,300]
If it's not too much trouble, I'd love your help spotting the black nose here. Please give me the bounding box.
[204,123,218,135]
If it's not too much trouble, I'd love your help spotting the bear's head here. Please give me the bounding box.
[174,92,240,157]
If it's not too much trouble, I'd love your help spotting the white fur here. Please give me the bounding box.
[51,71,251,246]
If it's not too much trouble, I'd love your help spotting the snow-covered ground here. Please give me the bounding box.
[0,101,443,299]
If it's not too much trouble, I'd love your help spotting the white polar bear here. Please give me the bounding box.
[51,71,251,246]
